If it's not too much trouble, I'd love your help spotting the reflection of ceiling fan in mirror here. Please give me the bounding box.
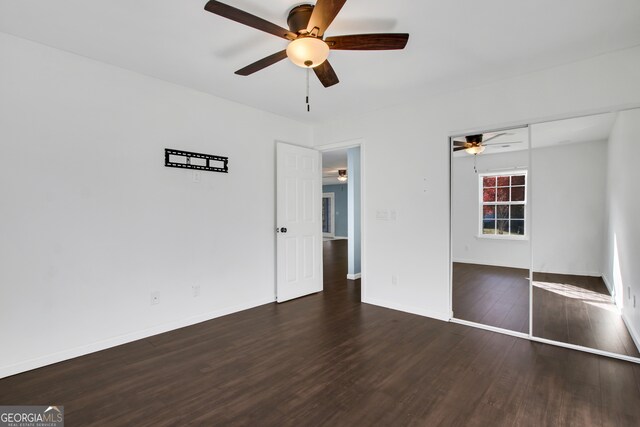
[453,133,524,155]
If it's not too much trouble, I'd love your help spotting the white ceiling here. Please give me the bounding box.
[2,1,640,123]
[531,112,617,149]
[322,148,348,185]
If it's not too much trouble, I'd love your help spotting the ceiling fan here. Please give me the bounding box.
[322,168,348,182]
[452,133,524,155]
[204,0,410,88]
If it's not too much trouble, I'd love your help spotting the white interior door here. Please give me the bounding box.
[276,142,323,302]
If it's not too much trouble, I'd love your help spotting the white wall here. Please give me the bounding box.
[347,146,361,277]
[604,109,640,345]
[313,45,640,320]
[452,149,530,269]
[531,140,608,276]
[0,33,311,378]
[2,34,640,378]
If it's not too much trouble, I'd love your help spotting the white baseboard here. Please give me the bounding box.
[334,236,348,240]
[362,297,450,322]
[601,274,614,295]
[452,258,529,270]
[532,268,603,278]
[0,296,275,379]
[453,259,603,278]
[346,273,361,280]
[622,312,640,354]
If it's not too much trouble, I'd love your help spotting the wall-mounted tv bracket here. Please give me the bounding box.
[165,149,228,173]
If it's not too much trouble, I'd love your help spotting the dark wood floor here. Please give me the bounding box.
[2,241,640,426]
[533,272,640,358]
[453,262,530,333]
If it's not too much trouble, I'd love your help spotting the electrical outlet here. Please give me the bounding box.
[192,171,201,183]
[150,291,160,305]
[192,285,201,297]
[391,275,399,286]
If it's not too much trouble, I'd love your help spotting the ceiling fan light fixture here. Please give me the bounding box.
[337,169,348,182]
[286,37,330,68]
[465,145,486,155]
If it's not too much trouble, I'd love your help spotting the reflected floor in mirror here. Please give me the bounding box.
[453,263,529,333]
[532,272,640,358]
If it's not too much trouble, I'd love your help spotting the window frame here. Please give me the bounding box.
[477,170,528,240]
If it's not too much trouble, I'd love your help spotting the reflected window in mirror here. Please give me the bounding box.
[479,171,527,238]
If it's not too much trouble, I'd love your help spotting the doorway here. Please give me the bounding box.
[275,140,364,304]
[320,142,363,298]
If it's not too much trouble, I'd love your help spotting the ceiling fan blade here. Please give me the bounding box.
[306,0,347,37]
[453,140,467,147]
[483,141,524,146]
[453,147,467,152]
[204,1,296,40]
[235,50,288,76]
[325,33,409,50]
[481,132,507,144]
[314,60,340,88]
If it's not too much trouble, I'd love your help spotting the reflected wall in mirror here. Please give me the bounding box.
[531,109,640,359]
[451,127,530,333]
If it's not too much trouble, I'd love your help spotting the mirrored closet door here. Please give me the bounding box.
[451,126,531,334]
[531,110,640,360]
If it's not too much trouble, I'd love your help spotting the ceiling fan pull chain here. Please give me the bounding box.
[306,67,310,112]
[474,154,478,174]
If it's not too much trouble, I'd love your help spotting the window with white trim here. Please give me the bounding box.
[480,171,527,237]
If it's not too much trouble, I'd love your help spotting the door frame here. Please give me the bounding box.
[322,192,336,238]
[317,139,366,300]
